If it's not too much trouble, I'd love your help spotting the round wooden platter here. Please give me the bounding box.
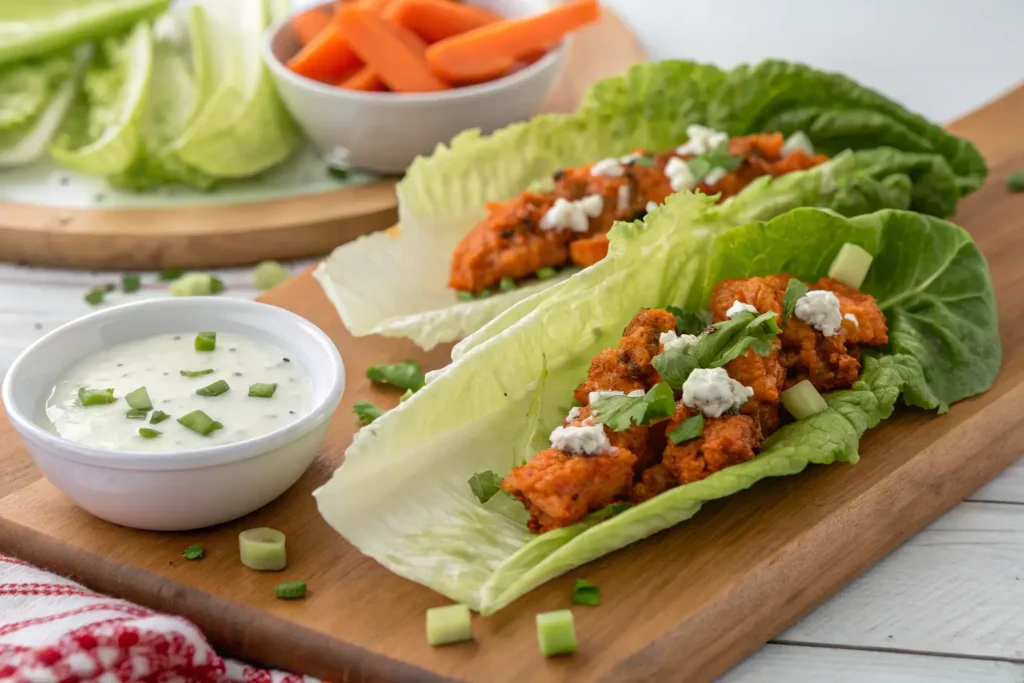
[0,10,647,271]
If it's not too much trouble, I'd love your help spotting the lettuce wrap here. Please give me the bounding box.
[315,59,987,351]
[314,195,1000,615]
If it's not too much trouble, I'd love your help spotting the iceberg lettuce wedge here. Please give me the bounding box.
[314,203,999,614]
[317,59,985,350]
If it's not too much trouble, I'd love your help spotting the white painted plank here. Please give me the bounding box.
[971,459,1024,505]
[781,501,1024,661]
[721,644,1024,683]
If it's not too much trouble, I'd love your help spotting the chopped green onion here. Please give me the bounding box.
[572,579,600,606]
[121,273,141,293]
[125,409,149,419]
[170,273,224,297]
[194,332,216,352]
[456,290,474,302]
[78,387,116,406]
[274,581,307,600]
[327,165,350,180]
[781,380,828,420]
[536,610,577,656]
[498,277,516,292]
[158,267,183,281]
[196,379,229,397]
[248,382,277,398]
[1008,171,1024,192]
[182,544,204,560]
[238,527,287,571]
[353,400,385,425]
[255,260,289,291]
[668,414,704,444]
[781,278,810,322]
[83,287,108,306]
[149,410,170,424]
[179,368,214,377]
[827,243,873,290]
[426,604,473,646]
[476,288,493,299]
[535,266,557,280]
[366,360,425,392]
[124,386,152,411]
[138,427,162,438]
[176,410,223,436]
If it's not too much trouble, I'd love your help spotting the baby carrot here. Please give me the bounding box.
[335,5,450,92]
[385,0,500,43]
[292,8,332,45]
[340,66,387,91]
[287,0,397,83]
[426,0,599,83]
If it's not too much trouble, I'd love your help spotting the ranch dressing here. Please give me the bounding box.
[43,333,312,453]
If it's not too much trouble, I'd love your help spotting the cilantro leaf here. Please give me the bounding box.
[667,306,711,336]
[782,278,810,322]
[668,414,704,445]
[688,141,743,182]
[629,154,655,167]
[572,579,601,606]
[366,360,425,392]
[353,400,385,426]
[468,470,504,504]
[591,382,676,431]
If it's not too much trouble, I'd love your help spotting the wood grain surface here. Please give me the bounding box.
[0,87,1021,683]
[0,10,645,272]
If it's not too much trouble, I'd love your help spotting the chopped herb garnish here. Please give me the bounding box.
[477,288,493,299]
[353,400,385,426]
[366,360,425,392]
[781,279,810,322]
[583,502,632,523]
[84,287,108,306]
[591,383,675,431]
[498,277,517,292]
[196,379,229,397]
[688,142,743,182]
[125,409,149,419]
[124,386,152,411]
[535,266,557,280]
[194,332,216,352]
[399,388,414,402]
[248,383,277,398]
[177,410,223,436]
[1008,171,1024,192]
[327,165,350,180]
[121,273,141,293]
[572,579,601,606]
[138,427,162,438]
[570,398,584,408]
[666,306,711,336]
[150,410,170,424]
[468,470,504,504]
[158,267,183,281]
[182,544,204,560]
[456,291,474,302]
[669,414,704,444]
[255,260,288,291]
[180,369,214,377]
[274,580,307,600]
[630,154,655,167]
[78,387,116,406]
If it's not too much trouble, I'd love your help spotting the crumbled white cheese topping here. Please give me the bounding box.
[646,200,659,213]
[549,419,611,455]
[682,368,753,418]
[725,301,759,318]
[676,124,729,156]
[664,156,697,192]
[540,195,604,233]
[659,329,700,351]
[591,158,625,177]
[781,131,814,157]
[566,406,582,423]
[795,290,843,336]
[617,184,631,213]
[844,313,859,328]
[703,167,728,186]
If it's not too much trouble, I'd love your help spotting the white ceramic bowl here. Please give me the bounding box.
[262,0,567,173]
[1,298,344,532]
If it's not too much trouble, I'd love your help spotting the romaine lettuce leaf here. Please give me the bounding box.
[314,204,999,614]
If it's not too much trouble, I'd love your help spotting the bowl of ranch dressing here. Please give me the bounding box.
[2,297,344,531]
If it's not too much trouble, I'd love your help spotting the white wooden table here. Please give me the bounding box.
[4,1,1024,679]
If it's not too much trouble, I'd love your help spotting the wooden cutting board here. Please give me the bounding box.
[0,9,645,271]
[0,85,1022,683]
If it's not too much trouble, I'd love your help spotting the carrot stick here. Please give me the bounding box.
[426,0,599,83]
[386,0,500,43]
[287,0,397,83]
[340,66,387,91]
[292,8,332,45]
[335,5,450,92]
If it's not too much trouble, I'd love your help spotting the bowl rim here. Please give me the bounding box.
[1,297,345,472]
[260,0,568,106]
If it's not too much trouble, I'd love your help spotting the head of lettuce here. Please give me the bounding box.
[313,192,1000,615]
[316,58,987,351]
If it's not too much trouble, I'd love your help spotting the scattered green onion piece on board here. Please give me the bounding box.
[125,409,149,419]
[121,273,141,293]
[456,291,474,302]
[150,410,170,424]
[248,383,277,398]
[124,386,152,411]
[138,427,161,438]
[572,579,600,606]
[182,544,204,560]
[170,273,224,297]
[177,410,223,436]
[781,380,828,420]
[425,604,473,646]
[180,368,214,377]
[194,332,216,352]
[535,266,557,280]
[158,267,183,281]
[353,400,385,425]
[78,387,116,406]
[826,243,873,289]
[274,581,307,600]
[238,527,287,571]
[536,610,577,656]
[84,287,107,306]
[1008,172,1024,192]
[499,277,516,292]
[255,260,289,291]
[195,379,229,397]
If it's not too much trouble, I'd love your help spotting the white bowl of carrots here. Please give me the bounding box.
[262,0,600,173]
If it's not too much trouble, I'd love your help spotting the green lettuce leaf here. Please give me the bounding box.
[314,205,999,614]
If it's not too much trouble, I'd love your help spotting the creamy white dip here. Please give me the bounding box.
[43,332,312,453]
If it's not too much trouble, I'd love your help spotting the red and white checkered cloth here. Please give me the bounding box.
[0,556,321,683]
